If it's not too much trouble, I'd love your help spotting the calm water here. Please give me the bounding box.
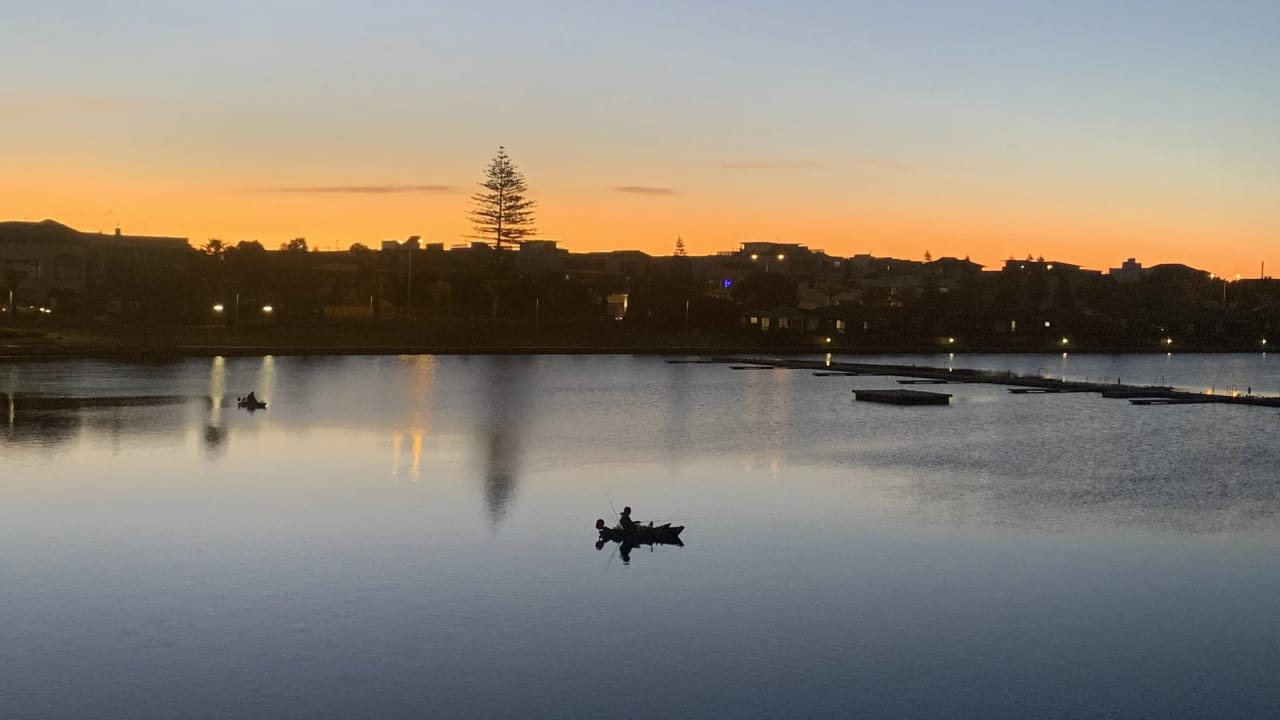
[3,354,1279,719]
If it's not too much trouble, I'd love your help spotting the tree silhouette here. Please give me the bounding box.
[468,146,537,249]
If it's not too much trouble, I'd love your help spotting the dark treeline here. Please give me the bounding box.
[3,222,1277,351]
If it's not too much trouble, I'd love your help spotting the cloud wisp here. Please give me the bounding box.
[614,185,678,196]
[256,184,457,195]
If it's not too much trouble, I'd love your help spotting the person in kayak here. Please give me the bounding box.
[244,391,259,406]
[620,506,638,532]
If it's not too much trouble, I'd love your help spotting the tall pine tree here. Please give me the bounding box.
[468,146,537,250]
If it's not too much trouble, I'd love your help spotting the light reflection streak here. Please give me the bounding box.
[258,355,276,405]
[209,356,226,421]
[389,355,435,481]
[204,356,228,458]
[410,431,423,480]
[663,361,691,470]
[740,365,790,473]
[7,368,16,431]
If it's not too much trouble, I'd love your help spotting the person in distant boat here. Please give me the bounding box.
[620,506,638,532]
[244,391,259,406]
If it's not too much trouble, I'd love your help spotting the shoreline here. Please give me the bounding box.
[1,318,1271,360]
[1,341,1274,361]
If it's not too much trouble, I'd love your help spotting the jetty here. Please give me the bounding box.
[709,357,1280,408]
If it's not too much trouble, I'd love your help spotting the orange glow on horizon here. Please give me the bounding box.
[2,171,1274,279]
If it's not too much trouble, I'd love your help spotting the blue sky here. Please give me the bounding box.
[2,0,1276,271]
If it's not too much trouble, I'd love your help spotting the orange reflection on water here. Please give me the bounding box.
[410,431,423,481]
[389,355,436,481]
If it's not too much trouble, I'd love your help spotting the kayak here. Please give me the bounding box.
[595,519,684,545]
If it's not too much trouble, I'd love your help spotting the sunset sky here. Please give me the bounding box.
[3,1,1276,275]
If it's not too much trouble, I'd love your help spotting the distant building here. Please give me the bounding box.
[925,256,984,291]
[744,305,816,333]
[514,240,568,274]
[1146,263,1209,282]
[736,242,824,276]
[0,220,187,313]
[1001,258,1081,274]
[1109,258,1145,284]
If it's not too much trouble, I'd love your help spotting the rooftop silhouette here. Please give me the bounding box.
[1,218,1276,353]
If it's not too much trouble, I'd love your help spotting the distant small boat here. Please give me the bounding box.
[237,397,267,410]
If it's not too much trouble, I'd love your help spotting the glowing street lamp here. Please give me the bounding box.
[212,303,225,313]
[261,305,274,314]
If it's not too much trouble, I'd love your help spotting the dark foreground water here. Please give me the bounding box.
[2,354,1279,719]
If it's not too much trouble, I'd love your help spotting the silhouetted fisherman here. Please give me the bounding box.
[620,506,638,532]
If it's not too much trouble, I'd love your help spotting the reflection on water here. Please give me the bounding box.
[2,354,1280,718]
[391,355,435,481]
[257,355,276,405]
[474,356,535,526]
[663,361,690,468]
[205,356,227,458]
[596,528,686,566]
[3,406,81,447]
[2,354,1280,535]
[739,364,793,474]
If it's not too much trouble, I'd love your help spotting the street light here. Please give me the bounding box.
[212,303,225,313]
[261,305,274,314]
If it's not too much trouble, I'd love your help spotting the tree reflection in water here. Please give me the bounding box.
[476,356,535,527]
